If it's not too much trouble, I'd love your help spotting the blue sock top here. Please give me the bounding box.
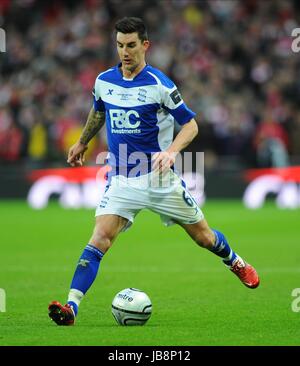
[85,244,104,260]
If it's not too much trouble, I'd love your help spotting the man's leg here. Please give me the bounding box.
[48,214,128,325]
[179,219,260,289]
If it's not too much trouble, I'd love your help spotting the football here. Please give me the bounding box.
[111,288,152,326]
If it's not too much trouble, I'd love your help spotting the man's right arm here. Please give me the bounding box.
[79,106,106,145]
[67,106,105,167]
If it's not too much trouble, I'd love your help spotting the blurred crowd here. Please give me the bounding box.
[0,0,300,169]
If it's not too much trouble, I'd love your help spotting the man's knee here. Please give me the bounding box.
[90,228,113,253]
[89,215,127,253]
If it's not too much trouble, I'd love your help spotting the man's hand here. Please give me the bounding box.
[67,141,88,167]
[152,151,177,174]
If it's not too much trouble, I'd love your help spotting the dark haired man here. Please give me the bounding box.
[48,17,259,326]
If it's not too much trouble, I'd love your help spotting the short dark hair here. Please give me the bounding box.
[114,17,148,42]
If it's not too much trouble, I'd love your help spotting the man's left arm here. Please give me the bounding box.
[152,118,198,172]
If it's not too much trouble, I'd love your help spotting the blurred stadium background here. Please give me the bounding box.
[1,0,300,346]
[1,0,300,204]
[0,0,300,164]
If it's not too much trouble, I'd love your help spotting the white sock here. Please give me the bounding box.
[67,288,84,308]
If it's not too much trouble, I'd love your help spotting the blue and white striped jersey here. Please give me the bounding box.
[93,63,196,176]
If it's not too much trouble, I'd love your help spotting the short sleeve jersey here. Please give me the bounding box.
[93,63,196,176]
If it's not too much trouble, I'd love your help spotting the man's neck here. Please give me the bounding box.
[122,61,146,79]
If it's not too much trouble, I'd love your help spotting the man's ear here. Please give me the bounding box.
[143,40,150,51]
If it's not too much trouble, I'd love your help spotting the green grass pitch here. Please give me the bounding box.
[0,199,299,346]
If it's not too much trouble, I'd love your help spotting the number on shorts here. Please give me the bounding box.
[182,190,195,207]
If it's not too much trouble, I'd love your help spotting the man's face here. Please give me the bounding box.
[116,32,149,73]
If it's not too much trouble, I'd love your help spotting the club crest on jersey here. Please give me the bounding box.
[109,109,141,134]
[137,88,147,102]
